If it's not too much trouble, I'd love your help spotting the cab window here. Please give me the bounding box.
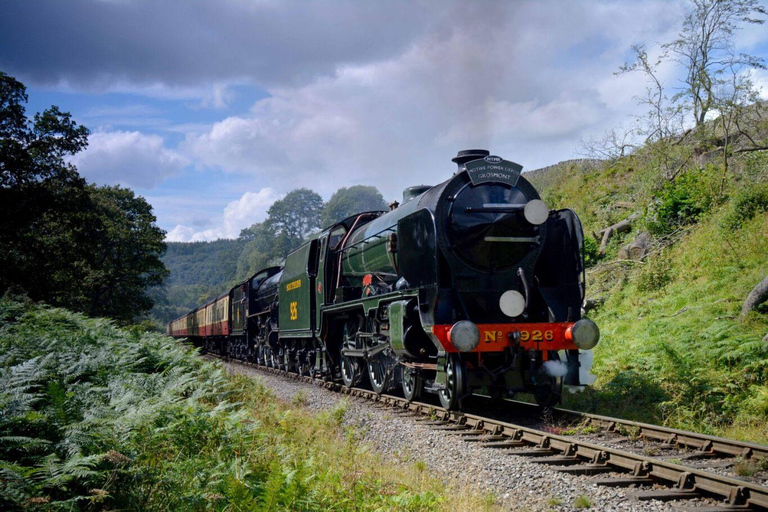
[329,226,347,250]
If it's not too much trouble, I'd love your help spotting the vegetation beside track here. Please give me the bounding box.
[0,299,494,511]
[530,149,768,443]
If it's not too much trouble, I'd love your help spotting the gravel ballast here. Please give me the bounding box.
[224,361,728,511]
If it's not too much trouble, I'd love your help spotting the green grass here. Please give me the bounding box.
[533,151,768,444]
[573,495,591,509]
[0,299,497,511]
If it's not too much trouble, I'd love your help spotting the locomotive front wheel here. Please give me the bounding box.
[402,368,423,402]
[438,354,465,410]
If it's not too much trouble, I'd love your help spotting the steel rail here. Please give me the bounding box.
[499,399,768,460]
[553,405,768,460]
[215,357,768,510]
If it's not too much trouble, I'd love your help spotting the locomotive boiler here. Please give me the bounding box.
[169,149,599,410]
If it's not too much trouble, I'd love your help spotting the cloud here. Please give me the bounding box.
[166,188,283,242]
[70,131,188,189]
[753,69,768,100]
[0,0,432,94]
[182,1,689,202]
[6,0,765,240]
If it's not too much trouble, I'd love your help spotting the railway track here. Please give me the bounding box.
[210,354,768,511]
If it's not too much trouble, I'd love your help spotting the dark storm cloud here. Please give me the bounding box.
[0,0,432,90]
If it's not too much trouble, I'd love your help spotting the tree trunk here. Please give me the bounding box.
[629,232,651,260]
[598,226,614,258]
[742,276,768,318]
[597,213,639,257]
[618,242,631,260]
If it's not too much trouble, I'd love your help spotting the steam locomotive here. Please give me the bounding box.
[168,149,599,410]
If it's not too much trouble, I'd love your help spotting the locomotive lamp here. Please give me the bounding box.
[448,320,480,352]
[523,199,549,225]
[566,318,600,350]
[499,290,526,317]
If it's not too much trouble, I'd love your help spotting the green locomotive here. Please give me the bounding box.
[169,149,599,410]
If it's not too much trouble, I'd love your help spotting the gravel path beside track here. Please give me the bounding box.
[223,360,730,511]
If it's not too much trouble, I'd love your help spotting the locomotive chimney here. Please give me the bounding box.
[452,149,490,172]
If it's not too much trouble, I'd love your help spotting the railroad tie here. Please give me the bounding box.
[463,434,505,443]
[551,464,613,475]
[430,424,470,431]
[628,488,701,502]
[529,456,582,466]
[508,448,558,457]
[441,429,486,436]
[592,476,655,487]
[480,440,528,449]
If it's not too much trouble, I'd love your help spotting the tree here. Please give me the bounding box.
[320,185,387,227]
[264,188,323,256]
[0,72,168,323]
[0,71,92,303]
[665,0,766,127]
[578,125,638,161]
[80,186,169,322]
[236,222,274,278]
[617,0,766,175]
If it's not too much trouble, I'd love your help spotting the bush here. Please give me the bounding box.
[720,183,768,232]
[646,169,717,234]
[583,236,600,267]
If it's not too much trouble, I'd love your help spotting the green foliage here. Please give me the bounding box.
[720,183,768,231]
[163,239,245,289]
[646,169,717,234]
[733,458,768,477]
[582,236,599,267]
[634,252,673,292]
[0,72,168,323]
[265,188,324,254]
[545,135,768,444]
[573,495,591,509]
[320,185,387,228]
[149,240,244,325]
[236,222,280,279]
[0,300,489,511]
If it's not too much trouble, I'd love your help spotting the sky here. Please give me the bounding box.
[2,0,767,242]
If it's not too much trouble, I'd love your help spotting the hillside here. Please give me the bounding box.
[528,148,768,442]
[149,240,244,325]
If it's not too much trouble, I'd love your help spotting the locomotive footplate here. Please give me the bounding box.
[431,322,580,354]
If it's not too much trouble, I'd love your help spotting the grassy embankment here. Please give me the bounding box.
[0,299,495,511]
[529,149,768,443]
